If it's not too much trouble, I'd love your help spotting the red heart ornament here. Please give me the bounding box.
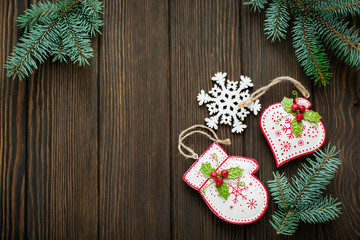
[260,97,326,167]
[183,143,268,224]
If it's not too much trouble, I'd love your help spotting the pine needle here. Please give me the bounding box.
[4,0,103,81]
[245,0,360,85]
[268,144,342,235]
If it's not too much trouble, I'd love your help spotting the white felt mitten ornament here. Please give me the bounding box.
[178,125,268,224]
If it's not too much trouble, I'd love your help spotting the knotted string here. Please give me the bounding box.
[178,125,231,159]
[238,76,310,108]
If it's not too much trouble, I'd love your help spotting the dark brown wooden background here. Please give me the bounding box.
[1,0,359,239]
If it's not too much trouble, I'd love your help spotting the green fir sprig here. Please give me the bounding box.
[245,0,360,86]
[4,0,103,80]
[268,144,342,235]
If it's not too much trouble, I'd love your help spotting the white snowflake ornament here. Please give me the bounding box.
[197,72,261,133]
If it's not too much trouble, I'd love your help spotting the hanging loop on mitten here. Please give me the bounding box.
[238,76,310,108]
[178,124,231,159]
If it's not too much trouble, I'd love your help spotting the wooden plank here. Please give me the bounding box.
[0,1,27,239]
[314,17,360,239]
[25,16,99,240]
[170,1,245,239]
[99,0,170,239]
[315,66,360,240]
[240,4,316,239]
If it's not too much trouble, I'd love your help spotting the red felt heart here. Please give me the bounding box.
[260,97,326,167]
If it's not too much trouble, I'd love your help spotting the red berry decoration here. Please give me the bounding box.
[210,171,217,180]
[291,103,300,111]
[221,169,229,178]
[215,177,223,186]
[296,113,304,121]
[299,105,306,113]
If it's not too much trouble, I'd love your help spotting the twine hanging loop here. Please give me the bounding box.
[238,76,310,108]
[178,125,231,159]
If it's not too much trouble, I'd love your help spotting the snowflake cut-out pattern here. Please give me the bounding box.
[195,169,202,178]
[275,130,282,137]
[247,199,257,210]
[197,72,261,133]
[280,118,305,139]
[228,179,249,204]
[281,141,291,152]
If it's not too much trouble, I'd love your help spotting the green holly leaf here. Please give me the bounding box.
[291,118,303,138]
[200,163,214,178]
[216,183,229,200]
[281,97,294,113]
[303,110,322,122]
[227,167,244,179]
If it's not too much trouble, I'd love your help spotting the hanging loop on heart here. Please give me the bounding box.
[178,125,231,159]
[238,76,310,108]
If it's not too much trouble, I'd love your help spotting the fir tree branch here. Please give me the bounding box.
[315,1,360,17]
[245,0,360,84]
[65,16,86,59]
[265,0,290,42]
[301,16,322,80]
[276,176,288,208]
[244,0,269,12]
[268,172,292,208]
[6,0,79,79]
[320,2,360,12]
[61,14,93,66]
[276,210,292,234]
[5,0,102,80]
[292,15,331,85]
[315,16,359,51]
[297,196,342,224]
[6,20,59,80]
[295,0,360,55]
[51,36,68,62]
[314,15,360,70]
[292,150,335,206]
[305,0,324,6]
[17,1,58,30]
[78,2,103,36]
[83,0,99,12]
[270,208,300,235]
[268,145,342,235]
[21,10,57,29]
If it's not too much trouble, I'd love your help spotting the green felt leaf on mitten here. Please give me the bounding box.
[216,183,230,200]
[303,110,322,122]
[291,119,303,137]
[227,167,244,179]
[200,163,214,178]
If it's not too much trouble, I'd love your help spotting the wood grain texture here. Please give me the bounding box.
[313,16,360,238]
[0,1,27,239]
[241,5,316,240]
[0,0,359,239]
[26,60,99,239]
[25,27,99,240]
[314,61,360,240]
[170,1,245,239]
[99,0,170,239]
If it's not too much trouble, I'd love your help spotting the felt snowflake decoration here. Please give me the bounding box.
[197,72,261,133]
